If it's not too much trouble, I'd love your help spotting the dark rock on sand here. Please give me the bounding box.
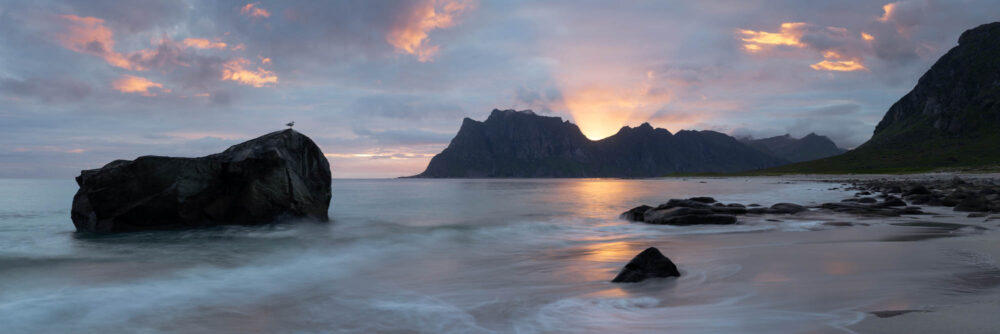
[643,207,738,225]
[689,197,716,203]
[644,207,712,224]
[661,198,713,209]
[881,196,907,207]
[71,129,332,233]
[656,214,738,226]
[904,185,931,196]
[954,196,990,212]
[611,247,680,283]
[768,203,807,214]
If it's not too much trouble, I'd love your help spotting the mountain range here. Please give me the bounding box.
[740,134,847,163]
[413,110,841,178]
[416,21,1000,177]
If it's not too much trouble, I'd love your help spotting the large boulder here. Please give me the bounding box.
[71,129,332,233]
[611,247,681,283]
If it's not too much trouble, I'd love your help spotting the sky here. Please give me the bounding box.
[1,0,998,178]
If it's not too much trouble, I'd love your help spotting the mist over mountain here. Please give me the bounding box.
[740,134,847,163]
[413,109,788,177]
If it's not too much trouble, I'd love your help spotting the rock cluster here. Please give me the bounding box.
[621,197,807,225]
[841,177,1000,214]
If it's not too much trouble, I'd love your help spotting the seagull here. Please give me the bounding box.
[286,121,295,128]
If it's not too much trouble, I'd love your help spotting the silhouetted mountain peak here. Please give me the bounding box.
[414,108,786,177]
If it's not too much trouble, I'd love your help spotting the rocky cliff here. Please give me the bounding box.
[766,21,1000,173]
[71,129,332,233]
[413,109,786,177]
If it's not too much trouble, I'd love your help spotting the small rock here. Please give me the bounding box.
[858,197,877,204]
[881,196,906,207]
[955,196,989,212]
[611,247,680,283]
[904,185,931,196]
[689,196,716,203]
[768,203,807,214]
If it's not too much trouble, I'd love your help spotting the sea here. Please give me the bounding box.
[1,177,997,333]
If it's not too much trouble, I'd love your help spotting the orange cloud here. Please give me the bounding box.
[221,58,278,87]
[811,49,867,72]
[240,3,271,18]
[112,75,166,96]
[55,14,141,70]
[260,57,272,64]
[810,60,867,72]
[739,22,807,50]
[182,38,227,49]
[386,0,475,62]
[740,22,870,72]
[879,3,896,22]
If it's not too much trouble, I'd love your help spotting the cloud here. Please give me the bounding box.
[810,60,867,72]
[240,3,270,18]
[352,94,464,120]
[739,22,870,72]
[54,14,140,70]
[221,58,278,87]
[351,126,454,146]
[386,0,475,62]
[0,76,91,102]
[739,22,807,48]
[182,38,227,49]
[112,75,167,96]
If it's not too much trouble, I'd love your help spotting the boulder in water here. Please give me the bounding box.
[611,247,680,283]
[71,129,332,233]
